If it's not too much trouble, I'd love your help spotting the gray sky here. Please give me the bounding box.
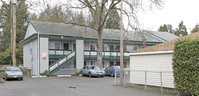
[2,0,198,33]
[137,0,199,33]
[45,0,199,33]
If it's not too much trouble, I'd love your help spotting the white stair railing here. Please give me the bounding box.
[50,51,75,72]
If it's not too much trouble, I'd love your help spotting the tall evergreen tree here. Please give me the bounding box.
[105,8,120,29]
[158,24,168,32]
[0,0,28,64]
[175,21,188,36]
[191,24,199,33]
[158,24,174,34]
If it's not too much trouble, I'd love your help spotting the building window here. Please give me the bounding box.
[55,42,61,49]
[110,45,114,51]
[124,62,127,68]
[103,44,108,51]
[49,41,61,49]
[49,42,55,49]
[90,44,96,51]
[134,45,138,50]
[110,61,114,66]
[90,61,95,65]
[116,62,120,66]
[116,45,120,51]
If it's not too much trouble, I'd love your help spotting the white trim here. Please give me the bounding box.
[129,50,174,56]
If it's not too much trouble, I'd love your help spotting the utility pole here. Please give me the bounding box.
[11,0,17,66]
[120,0,124,85]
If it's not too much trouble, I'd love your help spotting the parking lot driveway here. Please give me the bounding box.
[0,76,175,96]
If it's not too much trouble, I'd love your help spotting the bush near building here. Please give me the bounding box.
[172,38,199,95]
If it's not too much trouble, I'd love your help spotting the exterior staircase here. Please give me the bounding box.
[49,51,76,75]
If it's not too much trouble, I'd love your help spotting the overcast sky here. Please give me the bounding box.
[2,0,198,33]
[137,0,199,33]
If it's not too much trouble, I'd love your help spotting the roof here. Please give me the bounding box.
[131,32,199,53]
[28,20,178,43]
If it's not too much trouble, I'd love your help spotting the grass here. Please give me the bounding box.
[125,83,178,95]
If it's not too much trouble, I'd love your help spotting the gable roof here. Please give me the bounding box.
[27,20,178,43]
[131,32,199,53]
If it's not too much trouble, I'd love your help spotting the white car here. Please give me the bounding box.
[3,66,23,81]
[80,65,105,77]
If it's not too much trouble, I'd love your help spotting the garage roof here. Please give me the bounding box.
[131,32,199,53]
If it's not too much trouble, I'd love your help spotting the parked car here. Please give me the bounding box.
[80,65,105,77]
[104,66,120,77]
[3,66,23,81]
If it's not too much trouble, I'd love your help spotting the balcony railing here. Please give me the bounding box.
[84,50,129,60]
[49,49,72,55]
[49,49,129,60]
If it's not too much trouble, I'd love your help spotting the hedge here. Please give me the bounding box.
[172,38,199,95]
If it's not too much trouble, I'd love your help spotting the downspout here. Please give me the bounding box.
[37,32,40,75]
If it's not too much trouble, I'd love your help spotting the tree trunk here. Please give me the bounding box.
[96,28,103,69]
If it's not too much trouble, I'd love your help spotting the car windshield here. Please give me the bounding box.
[91,66,100,70]
[6,67,20,71]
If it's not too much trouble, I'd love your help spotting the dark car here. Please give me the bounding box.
[3,66,23,81]
[104,66,120,77]
[80,65,105,77]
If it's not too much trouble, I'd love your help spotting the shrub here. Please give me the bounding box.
[75,69,80,75]
[43,70,49,76]
[172,38,199,95]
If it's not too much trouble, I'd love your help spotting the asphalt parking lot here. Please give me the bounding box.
[0,76,175,96]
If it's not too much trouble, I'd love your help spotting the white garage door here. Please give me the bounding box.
[130,53,174,88]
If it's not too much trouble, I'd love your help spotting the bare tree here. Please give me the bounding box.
[65,0,163,68]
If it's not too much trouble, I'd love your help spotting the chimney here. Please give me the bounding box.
[142,38,146,48]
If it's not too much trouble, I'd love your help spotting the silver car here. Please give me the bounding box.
[80,65,105,77]
[3,66,23,81]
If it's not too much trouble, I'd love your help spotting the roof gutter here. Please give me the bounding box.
[129,50,174,56]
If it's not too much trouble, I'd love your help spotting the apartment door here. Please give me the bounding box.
[63,43,69,50]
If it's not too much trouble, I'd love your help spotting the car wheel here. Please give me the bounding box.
[5,77,8,81]
[89,73,92,78]
[18,77,23,81]
[111,73,114,77]
[101,76,104,78]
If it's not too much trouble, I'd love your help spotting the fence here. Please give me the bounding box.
[114,70,174,93]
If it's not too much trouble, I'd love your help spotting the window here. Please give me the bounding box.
[90,44,96,51]
[110,61,114,66]
[124,62,127,68]
[134,45,138,50]
[123,45,127,51]
[116,45,120,51]
[103,44,108,51]
[110,45,114,51]
[90,61,95,65]
[49,42,55,49]
[55,42,61,49]
[50,41,61,49]
[116,62,120,66]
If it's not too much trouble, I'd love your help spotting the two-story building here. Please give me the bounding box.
[21,21,178,76]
